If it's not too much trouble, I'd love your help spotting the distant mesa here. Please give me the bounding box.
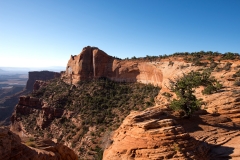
[62,46,163,86]
[26,71,60,91]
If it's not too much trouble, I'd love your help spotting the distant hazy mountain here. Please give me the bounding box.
[0,66,65,75]
[0,69,8,74]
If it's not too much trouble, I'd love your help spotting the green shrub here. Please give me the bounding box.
[202,82,222,95]
[221,52,239,60]
[169,70,222,117]
[94,146,103,160]
[234,80,240,86]
[210,61,218,69]
[168,61,174,66]
[233,70,240,78]
[192,59,208,66]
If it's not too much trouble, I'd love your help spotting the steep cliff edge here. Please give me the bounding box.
[0,71,60,126]
[26,71,60,91]
[62,46,163,86]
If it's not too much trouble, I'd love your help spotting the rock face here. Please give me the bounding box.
[62,46,163,86]
[11,96,64,130]
[26,71,60,91]
[0,126,78,160]
[103,107,210,160]
[33,80,47,92]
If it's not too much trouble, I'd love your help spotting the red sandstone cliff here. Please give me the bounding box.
[103,107,210,160]
[62,46,163,86]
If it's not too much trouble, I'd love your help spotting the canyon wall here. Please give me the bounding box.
[62,46,163,86]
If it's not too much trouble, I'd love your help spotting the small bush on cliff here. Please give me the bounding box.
[94,145,103,160]
[234,79,240,86]
[223,62,232,71]
[221,52,239,60]
[202,81,222,95]
[210,61,218,69]
[169,70,222,117]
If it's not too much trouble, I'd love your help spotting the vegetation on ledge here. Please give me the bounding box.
[24,78,160,158]
[123,51,240,62]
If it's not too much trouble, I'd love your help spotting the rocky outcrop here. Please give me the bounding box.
[26,71,60,91]
[62,46,163,86]
[33,80,47,92]
[11,96,64,129]
[36,101,64,129]
[0,126,78,160]
[103,107,210,160]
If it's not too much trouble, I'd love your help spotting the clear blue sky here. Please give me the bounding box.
[0,0,240,67]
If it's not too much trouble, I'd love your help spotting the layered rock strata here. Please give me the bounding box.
[103,107,210,160]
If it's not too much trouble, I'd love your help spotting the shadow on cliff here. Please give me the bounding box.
[109,59,140,83]
[175,111,240,133]
[186,139,234,160]
[170,111,238,160]
[208,143,234,160]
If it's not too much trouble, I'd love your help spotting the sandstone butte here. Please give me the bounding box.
[6,46,240,159]
[26,71,60,91]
